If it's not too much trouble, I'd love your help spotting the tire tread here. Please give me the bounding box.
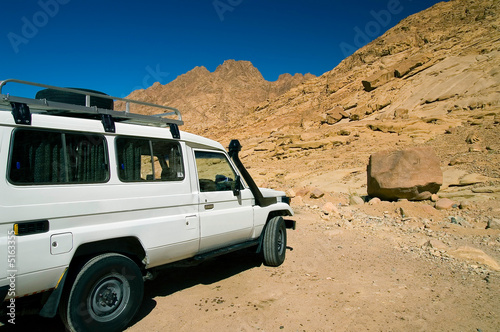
[262,216,287,267]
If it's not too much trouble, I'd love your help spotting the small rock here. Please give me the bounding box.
[431,250,442,258]
[459,201,472,209]
[487,218,500,230]
[369,197,381,205]
[338,129,351,136]
[293,196,304,206]
[310,188,325,199]
[459,219,472,228]
[436,198,456,210]
[468,145,483,152]
[459,173,490,186]
[362,70,394,91]
[340,210,354,221]
[254,142,276,152]
[295,188,310,197]
[394,108,409,119]
[449,157,466,166]
[450,216,471,228]
[449,246,500,271]
[465,133,480,144]
[430,194,439,202]
[472,186,500,193]
[324,106,348,125]
[399,207,406,218]
[322,202,339,215]
[349,195,364,205]
[286,189,296,198]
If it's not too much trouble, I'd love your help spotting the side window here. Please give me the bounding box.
[195,151,238,192]
[116,137,184,182]
[9,129,108,185]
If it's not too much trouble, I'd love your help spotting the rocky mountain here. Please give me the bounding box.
[237,0,499,134]
[214,0,500,193]
[124,0,499,211]
[120,59,315,133]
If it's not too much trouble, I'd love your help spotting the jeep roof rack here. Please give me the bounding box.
[0,79,183,136]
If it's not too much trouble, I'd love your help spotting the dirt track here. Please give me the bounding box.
[124,207,499,332]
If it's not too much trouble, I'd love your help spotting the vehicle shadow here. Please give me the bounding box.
[130,248,263,325]
[0,249,263,331]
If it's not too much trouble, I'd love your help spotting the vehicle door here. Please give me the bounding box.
[194,150,254,252]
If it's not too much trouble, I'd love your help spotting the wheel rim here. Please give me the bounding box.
[277,228,284,255]
[88,273,130,322]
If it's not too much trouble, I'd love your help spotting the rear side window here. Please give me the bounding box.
[116,137,184,182]
[9,129,109,185]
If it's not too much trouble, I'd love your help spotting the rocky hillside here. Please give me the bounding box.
[233,0,499,135]
[120,60,315,133]
[215,0,500,194]
[124,0,499,210]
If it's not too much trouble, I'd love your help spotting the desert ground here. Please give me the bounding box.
[124,204,500,332]
[4,196,499,331]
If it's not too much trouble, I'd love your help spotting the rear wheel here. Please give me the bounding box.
[60,253,143,332]
[262,216,287,266]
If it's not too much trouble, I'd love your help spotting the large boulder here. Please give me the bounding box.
[367,147,443,201]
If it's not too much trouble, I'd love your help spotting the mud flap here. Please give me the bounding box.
[39,268,68,318]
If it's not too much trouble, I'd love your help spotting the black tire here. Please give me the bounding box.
[262,216,287,267]
[59,253,143,332]
[35,88,114,110]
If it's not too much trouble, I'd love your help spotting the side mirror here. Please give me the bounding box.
[233,175,242,196]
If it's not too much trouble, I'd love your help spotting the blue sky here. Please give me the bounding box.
[1,0,443,98]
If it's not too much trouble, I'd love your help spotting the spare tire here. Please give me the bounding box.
[36,88,114,110]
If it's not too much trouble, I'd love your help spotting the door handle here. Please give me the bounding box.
[204,204,214,210]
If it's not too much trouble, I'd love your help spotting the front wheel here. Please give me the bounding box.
[60,253,144,332]
[262,216,287,266]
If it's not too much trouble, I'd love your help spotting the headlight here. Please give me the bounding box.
[279,196,291,205]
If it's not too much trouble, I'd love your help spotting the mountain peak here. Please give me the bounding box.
[214,59,265,81]
[123,59,316,131]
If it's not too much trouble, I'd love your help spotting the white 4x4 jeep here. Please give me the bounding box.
[0,79,294,331]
